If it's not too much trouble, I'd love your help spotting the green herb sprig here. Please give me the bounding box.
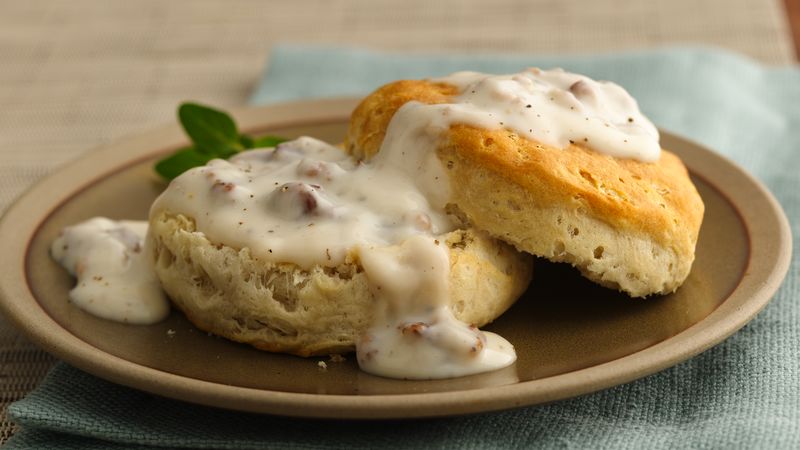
[155,102,288,180]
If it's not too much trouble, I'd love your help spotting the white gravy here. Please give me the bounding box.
[50,217,169,324]
[356,236,515,379]
[150,137,454,269]
[430,68,660,162]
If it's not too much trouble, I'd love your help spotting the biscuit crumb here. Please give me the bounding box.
[166,329,176,337]
[329,354,345,363]
[317,361,328,371]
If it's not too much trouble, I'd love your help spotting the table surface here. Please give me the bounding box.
[0,0,797,443]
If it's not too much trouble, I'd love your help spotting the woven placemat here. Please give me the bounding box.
[0,315,57,443]
[0,0,794,444]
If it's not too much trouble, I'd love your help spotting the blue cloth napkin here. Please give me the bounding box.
[7,45,799,449]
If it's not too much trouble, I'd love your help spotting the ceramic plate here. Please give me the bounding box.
[0,98,791,419]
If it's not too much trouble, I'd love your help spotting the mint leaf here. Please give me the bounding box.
[154,102,289,181]
[178,103,242,155]
[239,135,255,149]
[253,135,289,148]
[154,147,216,180]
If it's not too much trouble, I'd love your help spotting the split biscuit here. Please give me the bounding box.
[345,79,704,297]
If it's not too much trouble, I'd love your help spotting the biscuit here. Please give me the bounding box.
[148,211,533,356]
[345,79,704,297]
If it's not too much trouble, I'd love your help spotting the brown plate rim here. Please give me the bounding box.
[0,98,792,419]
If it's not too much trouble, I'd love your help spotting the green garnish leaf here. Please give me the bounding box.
[178,103,243,155]
[239,135,255,149]
[253,135,289,148]
[154,147,217,181]
[154,102,290,181]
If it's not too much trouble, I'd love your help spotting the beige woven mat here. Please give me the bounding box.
[0,0,794,443]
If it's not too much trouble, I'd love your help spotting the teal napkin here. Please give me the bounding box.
[8,45,799,449]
